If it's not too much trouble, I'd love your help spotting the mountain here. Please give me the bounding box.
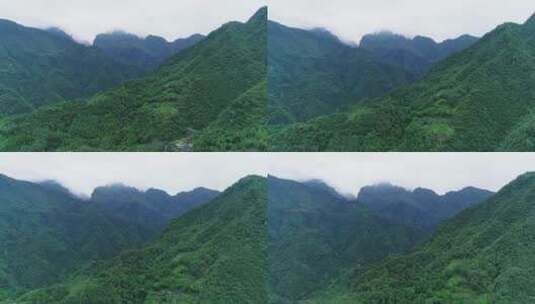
[360,32,478,75]
[0,19,142,117]
[357,183,493,230]
[0,175,150,300]
[268,21,413,125]
[0,7,267,152]
[270,15,535,151]
[90,184,219,232]
[267,176,424,303]
[192,80,267,151]
[310,172,535,303]
[93,31,205,70]
[15,176,268,304]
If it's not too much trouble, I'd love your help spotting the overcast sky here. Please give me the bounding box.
[1,153,535,198]
[268,153,535,196]
[269,0,535,43]
[0,153,268,197]
[0,0,266,43]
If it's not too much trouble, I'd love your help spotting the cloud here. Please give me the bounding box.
[0,153,268,196]
[1,153,534,197]
[0,0,267,42]
[268,0,534,43]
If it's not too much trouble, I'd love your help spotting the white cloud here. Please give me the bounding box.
[268,0,534,43]
[268,153,535,196]
[0,153,268,196]
[1,153,534,197]
[0,0,266,42]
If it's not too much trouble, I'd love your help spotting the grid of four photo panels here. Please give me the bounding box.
[1,0,535,303]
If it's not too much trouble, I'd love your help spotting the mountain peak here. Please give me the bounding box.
[248,6,267,24]
[525,13,535,27]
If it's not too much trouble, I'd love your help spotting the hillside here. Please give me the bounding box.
[13,176,267,304]
[90,184,219,233]
[358,183,493,230]
[0,19,141,117]
[268,21,412,125]
[94,31,204,70]
[308,172,535,303]
[267,176,424,303]
[270,15,535,151]
[360,32,478,75]
[0,175,150,300]
[0,7,267,152]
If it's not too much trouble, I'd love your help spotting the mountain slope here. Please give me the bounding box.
[14,176,268,304]
[192,80,267,151]
[0,7,267,152]
[90,184,219,233]
[360,32,478,75]
[267,176,424,303]
[358,183,493,230]
[268,21,413,125]
[0,19,142,117]
[94,31,204,70]
[312,172,535,303]
[0,175,150,300]
[271,15,535,151]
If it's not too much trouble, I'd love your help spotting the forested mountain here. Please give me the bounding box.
[0,174,218,301]
[14,176,267,304]
[93,32,205,70]
[271,14,535,152]
[0,175,149,300]
[310,172,535,303]
[91,184,219,233]
[267,176,424,303]
[358,183,493,230]
[0,7,267,152]
[360,32,478,75]
[0,19,142,118]
[268,21,413,125]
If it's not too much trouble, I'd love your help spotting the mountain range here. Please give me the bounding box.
[5,170,535,303]
[0,174,217,301]
[0,7,267,152]
[309,172,535,303]
[268,21,478,125]
[93,31,205,70]
[270,14,535,152]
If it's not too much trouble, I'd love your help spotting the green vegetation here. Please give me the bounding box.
[267,177,425,303]
[309,172,535,303]
[268,21,412,125]
[0,19,141,117]
[13,176,267,304]
[0,176,150,300]
[0,7,267,152]
[93,32,205,70]
[193,81,267,151]
[271,15,535,151]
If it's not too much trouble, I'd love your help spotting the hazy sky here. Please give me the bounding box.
[268,153,535,196]
[0,153,268,197]
[1,153,535,198]
[0,0,266,43]
[269,0,535,43]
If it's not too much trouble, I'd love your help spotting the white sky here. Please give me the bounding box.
[1,153,535,197]
[269,0,535,43]
[0,0,266,43]
[268,153,535,196]
[1,1,532,44]
[0,153,268,197]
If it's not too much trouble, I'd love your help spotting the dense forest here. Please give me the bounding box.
[309,172,535,303]
[1,171,508,303]
[0,7,267,152]
[270,14,535,152]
